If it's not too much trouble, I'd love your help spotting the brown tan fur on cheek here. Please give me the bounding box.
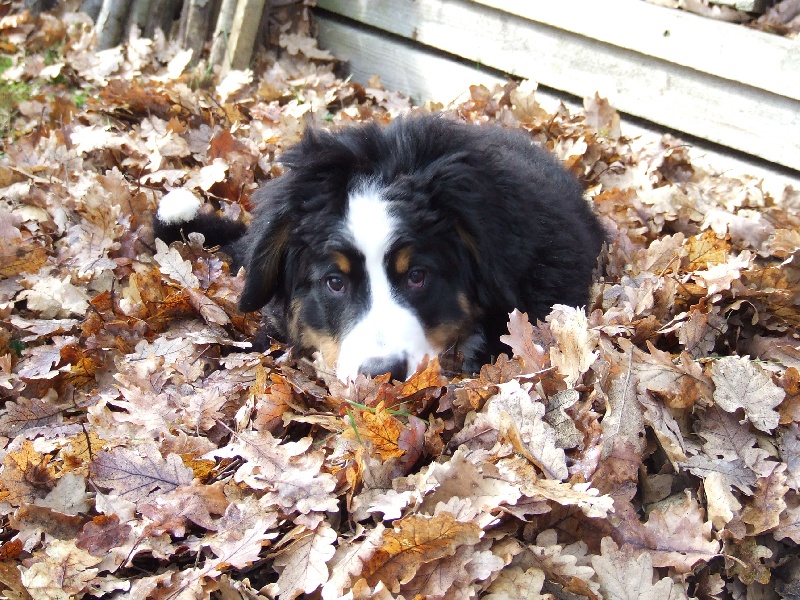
[287,299,303,342]
[426,293,479,353]
[298,327,341,369]
[425,322,465,354]
[288,299,341,367]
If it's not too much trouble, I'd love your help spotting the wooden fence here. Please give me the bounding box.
[314,0,800,173]
[72,0,800,172]
[84,0,271,77]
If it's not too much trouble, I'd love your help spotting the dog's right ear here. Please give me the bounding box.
[237,180,293,313]
[237,124,359,312]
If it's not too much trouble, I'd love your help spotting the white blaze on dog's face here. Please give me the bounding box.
[334,185,438,382]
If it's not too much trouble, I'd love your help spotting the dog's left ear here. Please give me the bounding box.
[424,153,518,309]
[237,185,292,313]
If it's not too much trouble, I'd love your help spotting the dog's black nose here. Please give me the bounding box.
[358,356,408,381]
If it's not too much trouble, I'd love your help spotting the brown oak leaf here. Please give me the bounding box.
[486,379,568,480]
[517,529,600,599]
[723,537,772,585]
[401,539,504,599]
[253,370,294,433]
[598,338,646,459]
[274,524,338,598]
[741,463,788,536]
[89,442,193,502]
[775,491,800,544]
[139,480,228,536]
[499,309,550,374]
[639,492,720,573]
[591,537,690,599]
[19,540,102,600]
[450,354,523,414]
[0,394,65,437]
[343,401,405,461]
[420,448,521,520]
[681,405,773,498]
[779,423,800,491]
[634,341,712,410]
[711,355,784,432]
[209,432,338,514]
[76,514,132,557]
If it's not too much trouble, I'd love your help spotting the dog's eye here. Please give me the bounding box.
[325,274,347,294]
[407,268,426,289]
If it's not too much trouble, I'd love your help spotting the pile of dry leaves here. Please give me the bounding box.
[1,6,799,599]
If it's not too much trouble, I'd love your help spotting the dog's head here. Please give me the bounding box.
[238,118,498,382]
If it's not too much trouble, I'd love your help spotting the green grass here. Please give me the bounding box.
[0,50,93,144]
[0,56,34,142]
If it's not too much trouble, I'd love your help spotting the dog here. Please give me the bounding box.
[153,115,606,382]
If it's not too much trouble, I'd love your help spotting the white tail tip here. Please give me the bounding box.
[157,189,202,225]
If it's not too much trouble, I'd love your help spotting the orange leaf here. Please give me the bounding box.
[345,402,405,460]
[397,356,446,397]
[0,440,57,506]
[363,512,482,593]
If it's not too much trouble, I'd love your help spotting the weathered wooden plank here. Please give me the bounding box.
[472,0,797,101]
[223,0,269,75]
[316,13,798,188]
[709,0,765,11]
[315,15,509,106]
[316,0,800,171]
[209,0,238,68]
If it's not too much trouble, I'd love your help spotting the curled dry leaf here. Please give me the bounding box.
[499,309,550,374]
[484,566,549,600]
[523,476,614,520]
[598,338,646,459]
[486,380,568,480]
[547,305,599,387]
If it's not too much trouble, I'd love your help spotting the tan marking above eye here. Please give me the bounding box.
[394,246,413,275]
[332,252,351,274]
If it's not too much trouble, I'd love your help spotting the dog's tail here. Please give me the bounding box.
[153,189,247,266]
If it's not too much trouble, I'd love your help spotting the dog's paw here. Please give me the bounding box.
[157,189,202,225]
